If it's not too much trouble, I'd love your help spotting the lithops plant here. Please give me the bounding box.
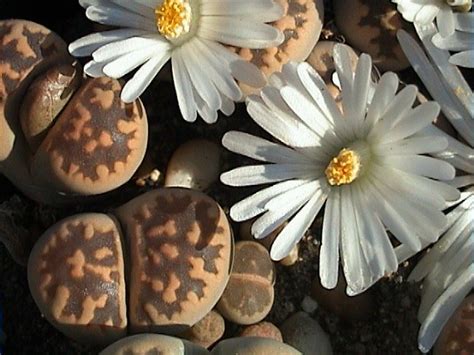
[0,19,148,204]
[100,334,209,355]
[115,188,233,334]
[217,241,275,325]
[333,0,412,71]
[232,0,324,96]
[28,213,127,345]
[28,188,233,344]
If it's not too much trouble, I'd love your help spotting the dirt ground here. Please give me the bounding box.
[0,0,442,354]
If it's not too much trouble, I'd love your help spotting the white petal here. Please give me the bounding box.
[320,189,341,289]
[368,168,447,243]
[364,72,399,134]
[220,164,319,187]
[228,179,308,221]
[382,155,455,181]
[109,0,153,18]
[180,42,221,111]
[121,50,170,102]
[103,46,161,78]
[222,131,312,164]
[409,209,474,282]
[351,53,372,135]
[454,12,474,31]
[86,5,156,31]
[271,189,328,260]
[296,63,343,130]
[414,4,439,25]
[172,49,197,122]
[436,6,455,37]
[374,136,448,155]
[361,178,421,252]
[280,85,342,148]
[84,60,106,77]
[432,32,474,51]
[192,38,242,101]
[200,0,284,22]
[199,17,283,48]
[417,265,474,353]
[354,184,398,278]
[449,50,474,68]
[339,185,370,293]
[450,175,474,188]
[69,29,148,57]
[413,25,474,135]
[333,44,356,134]
[246,96,328,157]
[378,102,440,144]
[252,180,321,239]
[92,36,167,63]
[230,60,267,88]
[368,85,418,141]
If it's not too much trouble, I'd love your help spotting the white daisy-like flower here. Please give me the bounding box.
[220,44,460,295]
[392,0,472,36]
[396,28,473,178]
[408,188,473,353]
[69,0,284,123]
[432,10,474,68]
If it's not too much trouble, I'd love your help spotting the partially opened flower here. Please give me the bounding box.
[69,0,284,123]
[220,45,460,295]
[432,10,474,67]
[391,0,472,37]
[408,188,473,353]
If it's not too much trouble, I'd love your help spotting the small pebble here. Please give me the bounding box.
[165,139,220,191]
[301,295,318,314]
[280,312,333,355]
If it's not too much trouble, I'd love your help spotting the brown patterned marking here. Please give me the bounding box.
[129,190,225,321]
[43,78,139,181]
[0,20,66,103]
[34,219,125,326]
[0,22,46,98]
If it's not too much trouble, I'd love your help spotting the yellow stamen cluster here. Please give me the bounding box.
[155,0,192,39]
[325,148,361,186]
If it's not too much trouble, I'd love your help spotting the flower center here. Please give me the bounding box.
[155,0,192,39]
[325,148,361,186]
